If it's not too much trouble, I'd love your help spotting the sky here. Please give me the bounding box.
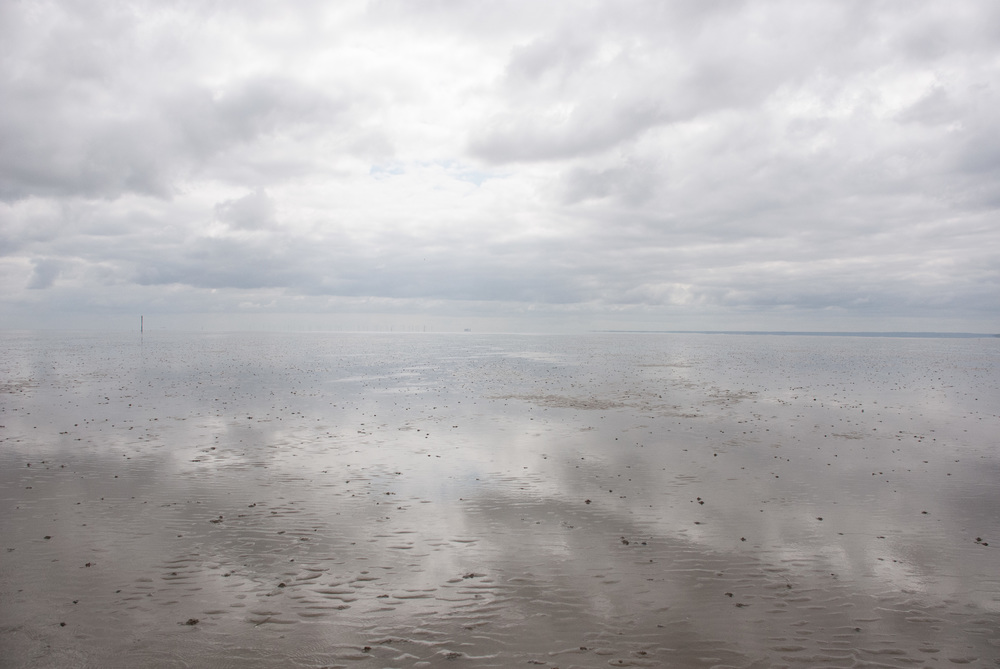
[2,0,999,333]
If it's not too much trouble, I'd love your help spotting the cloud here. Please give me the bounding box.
[0,73,347,201]
[27,258,62,290]
[559,158,661,205]
[214,189,278,230]
[896,86,956,126]
[1,0,999,332]
[0,0,359,202]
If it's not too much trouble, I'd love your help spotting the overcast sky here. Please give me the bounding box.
[2,0,999,332]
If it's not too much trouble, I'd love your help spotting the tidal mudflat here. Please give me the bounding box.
[2,331,999,668]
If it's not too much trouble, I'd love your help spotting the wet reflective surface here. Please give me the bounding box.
[2,331,999,668]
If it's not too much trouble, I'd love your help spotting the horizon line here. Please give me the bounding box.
[593,330,999,338]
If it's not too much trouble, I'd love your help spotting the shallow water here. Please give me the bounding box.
[2,331,999,668]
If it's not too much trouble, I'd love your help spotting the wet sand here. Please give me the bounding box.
[2,331,999,668]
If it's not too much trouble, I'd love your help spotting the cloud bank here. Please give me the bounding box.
[2,0,999,331]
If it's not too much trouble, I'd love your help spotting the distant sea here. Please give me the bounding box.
[598,330,998,338]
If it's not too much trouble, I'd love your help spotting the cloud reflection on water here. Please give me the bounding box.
[1,331,998,667]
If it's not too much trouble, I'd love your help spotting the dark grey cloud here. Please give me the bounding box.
[0,73,347,201]
[215,189,277,230]
[897,86,955,126]
[130,235,313,291]
[559,158,661,206]
[27,258,62,290]
[0,0,361,202]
